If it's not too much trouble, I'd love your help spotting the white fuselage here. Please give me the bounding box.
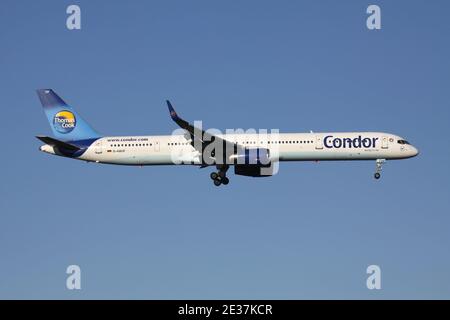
[51,132,418,165]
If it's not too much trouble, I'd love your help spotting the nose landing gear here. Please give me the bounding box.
[374,159,386,180]
[210,165,230,186]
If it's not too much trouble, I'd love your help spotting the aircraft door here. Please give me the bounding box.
[315,135,323,149]
[94,140,103,154]
[154,141,160,152]
[381,136,389,149]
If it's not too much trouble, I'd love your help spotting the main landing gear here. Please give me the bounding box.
[374,159,386,180]
[210,165,229,186]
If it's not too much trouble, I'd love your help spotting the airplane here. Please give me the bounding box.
[36,89,419,186]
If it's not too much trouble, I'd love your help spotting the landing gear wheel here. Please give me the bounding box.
[211,165,230,186]
[210,172,219,180]
[373,159,385,180]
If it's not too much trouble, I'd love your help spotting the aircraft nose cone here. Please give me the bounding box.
[411,146,419,157]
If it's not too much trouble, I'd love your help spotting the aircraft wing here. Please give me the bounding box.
[166,100,244,164]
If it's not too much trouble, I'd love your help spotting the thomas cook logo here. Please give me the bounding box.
[53,110,76,133]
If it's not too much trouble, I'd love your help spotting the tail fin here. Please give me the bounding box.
[36,89,100,141]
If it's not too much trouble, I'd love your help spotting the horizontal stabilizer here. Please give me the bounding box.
[36,135,80,151]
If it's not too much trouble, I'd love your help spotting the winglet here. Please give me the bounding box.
[166,100,191,130]
[166,100,179,121]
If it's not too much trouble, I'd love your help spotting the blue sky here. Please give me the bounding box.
[0,0,449,299]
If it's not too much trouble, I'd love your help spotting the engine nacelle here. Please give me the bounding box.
[233,148,274,177]
[234,164,275,177]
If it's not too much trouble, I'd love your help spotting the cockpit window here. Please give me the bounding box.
[397,140,410,145]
